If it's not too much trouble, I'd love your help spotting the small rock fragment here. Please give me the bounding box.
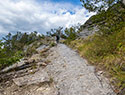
[37,62,47,67]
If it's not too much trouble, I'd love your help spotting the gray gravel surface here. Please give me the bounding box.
[46,44,116,95]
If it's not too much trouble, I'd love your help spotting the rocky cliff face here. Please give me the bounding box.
[78,15,99,38]
[78,26,98,38]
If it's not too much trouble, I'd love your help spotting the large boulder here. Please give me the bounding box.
[13,69,50,87]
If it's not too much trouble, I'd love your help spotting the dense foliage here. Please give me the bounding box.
[80,0,124,12]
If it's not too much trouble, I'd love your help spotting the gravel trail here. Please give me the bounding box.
[46,44,116,95]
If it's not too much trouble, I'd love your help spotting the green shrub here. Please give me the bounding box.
[0,51,23,70]
[50,42,56,47]
[63,27,78,44]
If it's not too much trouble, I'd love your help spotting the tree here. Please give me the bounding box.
[47,27,63,37]
[80,0,124,12]
[3,32,12,52]
[64,26,78,40]
[0,40,6,58]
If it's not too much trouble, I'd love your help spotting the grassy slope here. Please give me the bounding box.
[65,3,125,94]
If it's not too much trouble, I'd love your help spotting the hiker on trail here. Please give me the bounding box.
[56,34,60,43]
[55,27,62,44]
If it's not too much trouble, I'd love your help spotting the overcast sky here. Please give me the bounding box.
[0,0,95,38]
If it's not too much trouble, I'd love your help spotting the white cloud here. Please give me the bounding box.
[0,0,95,38]
[0,26,8,33]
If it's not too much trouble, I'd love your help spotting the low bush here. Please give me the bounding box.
[0,51,23,70]
[50,42,56,47]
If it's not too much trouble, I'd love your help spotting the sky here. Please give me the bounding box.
[0,0,95,38]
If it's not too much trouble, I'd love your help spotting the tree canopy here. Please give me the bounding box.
[80,0,124,12]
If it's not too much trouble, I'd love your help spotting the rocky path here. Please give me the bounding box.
[46,44,115,95]
[0,44,116,95]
